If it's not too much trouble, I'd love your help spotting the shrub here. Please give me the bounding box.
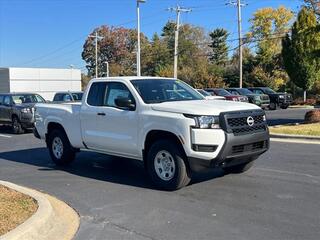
[293,97,317,106]
[305,110,320,123]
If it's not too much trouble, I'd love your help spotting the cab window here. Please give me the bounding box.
[104,82,135,108]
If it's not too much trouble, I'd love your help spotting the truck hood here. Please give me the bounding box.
[14,103,36,109]
[151,100,260,115]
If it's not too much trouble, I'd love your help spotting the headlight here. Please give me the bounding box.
[232,97,239,101]
[21,108,31,113]
[185,115,220,129]
[279,95,285,99]
[263,115,267,121]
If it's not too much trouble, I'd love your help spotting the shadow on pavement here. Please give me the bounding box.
[267,118,304,126]
[0,147,224,190]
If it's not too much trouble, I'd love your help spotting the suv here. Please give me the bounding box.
[0,93,46,133]
[248,87,293,110]
[205,88,248,102]
[53,91,83,102]
[226,88,270,109]
[34,77,269,190]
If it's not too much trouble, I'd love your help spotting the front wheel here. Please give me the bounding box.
[223,161,254,174]
[280,104,289,109]
[47,129,75,166]
[12,116,24,134]
[146,140,191,190]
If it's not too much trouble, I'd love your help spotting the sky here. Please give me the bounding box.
[0,0,302,72]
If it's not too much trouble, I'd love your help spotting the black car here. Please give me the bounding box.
[0,93,46,134]
[53,91,83,102]
[226,88,270,109]
[248,87,293,110]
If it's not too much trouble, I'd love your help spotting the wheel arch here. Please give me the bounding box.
[143,130,187,168]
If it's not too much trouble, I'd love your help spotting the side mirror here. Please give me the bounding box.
[115,97,136,111]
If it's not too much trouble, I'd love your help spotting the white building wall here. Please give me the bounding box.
[6,67,81,100]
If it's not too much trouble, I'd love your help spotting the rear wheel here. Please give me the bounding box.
[47,129,75,166]
[269,102,277,110]
[12,116,24,134]
[146,140,191,190]
[224,161,253,174]
[280,104,289,109]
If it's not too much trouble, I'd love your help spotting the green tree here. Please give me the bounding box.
[208,28,229,65]
[282,7,320,98]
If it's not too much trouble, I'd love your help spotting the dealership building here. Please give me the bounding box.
[0,67,82,100]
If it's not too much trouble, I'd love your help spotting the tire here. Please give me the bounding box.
[12,116,24,134]
[269,102,277,110]
[224,161,253,174]
[47,129,75,166]
[280,104,289,109]
[146,140,191,191]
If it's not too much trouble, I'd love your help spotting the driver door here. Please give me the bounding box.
[81,82,139,158]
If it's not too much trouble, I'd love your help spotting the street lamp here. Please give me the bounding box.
[136,0,146,77]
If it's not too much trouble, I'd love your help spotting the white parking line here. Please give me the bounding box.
[0,134,12,138]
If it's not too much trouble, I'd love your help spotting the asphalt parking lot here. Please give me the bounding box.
[0,108,319,240]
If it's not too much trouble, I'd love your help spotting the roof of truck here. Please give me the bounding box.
[92,76,176,81]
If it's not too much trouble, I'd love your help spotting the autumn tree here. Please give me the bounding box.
[208,28,229,65]
[304,0,320,18]
[282,7,320,100]
[82,25,148,77]
[246,6,293,89]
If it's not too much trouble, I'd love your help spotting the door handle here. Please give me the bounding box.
[97,112,106,116]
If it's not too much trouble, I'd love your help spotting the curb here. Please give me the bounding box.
[270,133,320,141]
[0,181,79,240]
[289,105,315,109]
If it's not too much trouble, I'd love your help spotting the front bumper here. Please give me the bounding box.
[188,130,269,172]
[20,113,35,129]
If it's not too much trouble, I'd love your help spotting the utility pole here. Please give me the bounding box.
[227,0,246,88]
[167,5,192,79]
[137,0,146,77]
[89,32,104,78]
[104,61,109,77]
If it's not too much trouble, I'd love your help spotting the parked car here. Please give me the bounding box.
[34,77,269,190]
[196,89,226,100]
[53,91,83,102]
[205,88,249,102]
[0,93,46,134]
[248,87,293,110]
[226,88,270,109]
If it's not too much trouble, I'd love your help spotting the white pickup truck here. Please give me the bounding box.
[34,77,269,190]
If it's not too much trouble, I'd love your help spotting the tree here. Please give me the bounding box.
[304,0,320,18]
[282,7,320,100]
[246,6,294,90]
[82,25,148,77]
[208,28,229,65]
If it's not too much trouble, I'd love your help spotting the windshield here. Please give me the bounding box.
[197,89,210,97]
[237,88,253,95]
[72,92,83,101]
[215,89,232,96]
[262,87,276,94]
[12,94,45,104]
[131,79,204,104]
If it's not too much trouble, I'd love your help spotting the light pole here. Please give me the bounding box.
[137,0,146,77]
[89,32,104,78]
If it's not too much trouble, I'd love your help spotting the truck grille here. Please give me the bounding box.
[221,110,267,136]
[261,95,269,101]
